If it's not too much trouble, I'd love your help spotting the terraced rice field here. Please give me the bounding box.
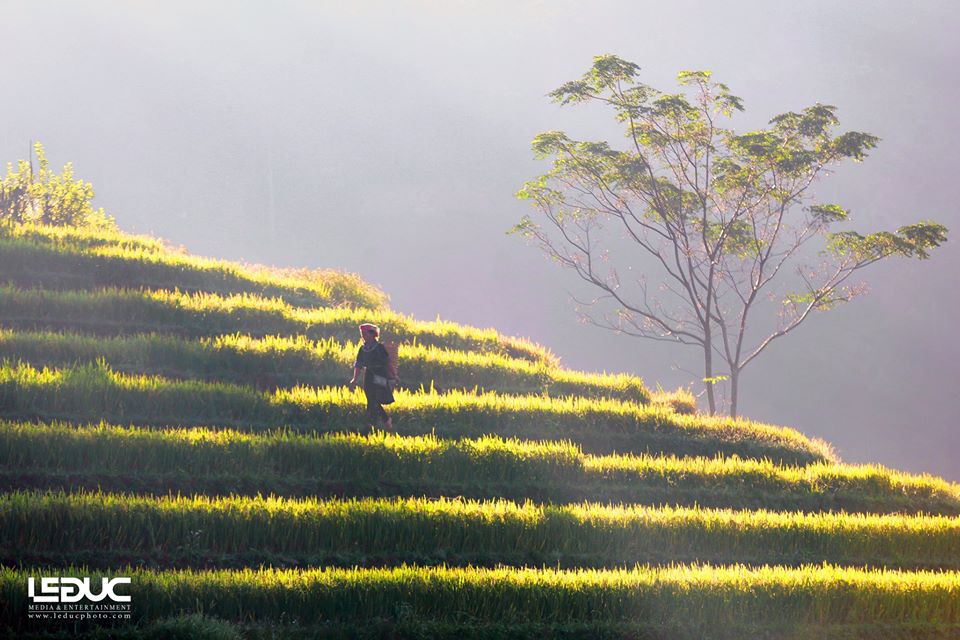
[2,222,959,639]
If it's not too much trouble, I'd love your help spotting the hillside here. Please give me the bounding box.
[2,222,959,639]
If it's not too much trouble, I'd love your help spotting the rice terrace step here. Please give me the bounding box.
[1,222,957,639]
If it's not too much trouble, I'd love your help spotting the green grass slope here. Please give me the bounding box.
[0,328,648,402]
[0,223,388,309]
[4,422,955,514]
[0,361,829,463]
[2,222,958,640]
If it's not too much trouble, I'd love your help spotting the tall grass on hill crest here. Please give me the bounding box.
[0,285,558,365]
[0,222,388,310]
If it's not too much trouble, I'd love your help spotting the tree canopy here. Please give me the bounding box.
[513,55,947,416]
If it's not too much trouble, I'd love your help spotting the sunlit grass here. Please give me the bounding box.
[0,328,649,403]
[0,221,389,309]
[4,220,956,637]
[649,386,697,414]
[3,564,959,629]
[4,421,952,514]
[0,361,830,462]
[6,490,960,570]
[0,284,557,365]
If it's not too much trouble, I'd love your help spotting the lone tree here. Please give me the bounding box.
[512,55,947,417]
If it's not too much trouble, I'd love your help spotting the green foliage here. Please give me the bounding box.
[547,55,641,106]
[0,158,31,224]
[808,203,849,224]
[826,221,949,262]
[0,143,115,228]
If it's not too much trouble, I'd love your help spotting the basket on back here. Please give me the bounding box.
[383,341,399,381]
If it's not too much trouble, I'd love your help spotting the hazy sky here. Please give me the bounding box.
[3,1,958,479]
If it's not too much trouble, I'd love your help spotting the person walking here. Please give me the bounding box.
[348,323,396,428]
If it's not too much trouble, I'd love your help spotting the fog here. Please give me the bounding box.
[3,1,958,479]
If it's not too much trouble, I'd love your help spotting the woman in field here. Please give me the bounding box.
[348,323,396,428]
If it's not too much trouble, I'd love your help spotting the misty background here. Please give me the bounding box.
[2,1,957,479]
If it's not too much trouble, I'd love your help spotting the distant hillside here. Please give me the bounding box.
[2,222,958,639]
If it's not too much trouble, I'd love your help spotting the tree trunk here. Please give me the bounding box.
[729,367,740,418]
[703,340,717,415]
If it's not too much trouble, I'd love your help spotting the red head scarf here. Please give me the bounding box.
[358,323,380,338]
